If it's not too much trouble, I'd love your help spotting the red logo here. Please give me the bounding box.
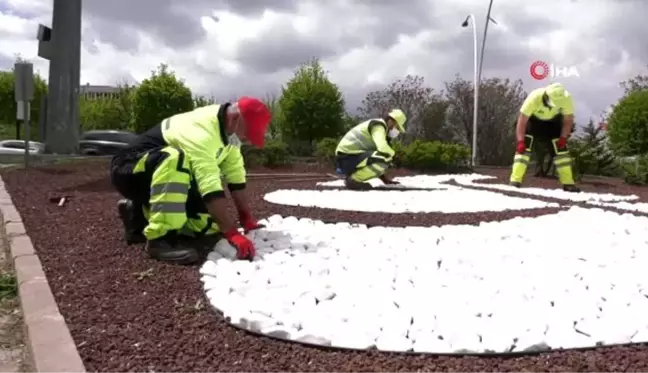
[530,60,549,80]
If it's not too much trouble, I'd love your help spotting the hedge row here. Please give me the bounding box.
[242,137,471,171]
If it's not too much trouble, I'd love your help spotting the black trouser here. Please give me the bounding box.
[335,151,391,182]
[510,114,575,184]
[110,146,216,240]
[526,114,564,155]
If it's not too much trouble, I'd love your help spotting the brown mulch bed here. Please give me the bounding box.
[2,160,648,372]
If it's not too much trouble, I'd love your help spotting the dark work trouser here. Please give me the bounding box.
[335,151,391,182]
[510,114,575,185]
[110,146,220,241]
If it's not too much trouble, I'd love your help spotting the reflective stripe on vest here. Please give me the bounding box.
[336,119,387,154]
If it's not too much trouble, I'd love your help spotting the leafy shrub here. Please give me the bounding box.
[390,140,406,167]
[608,89,648,156]
[400,140,470,171]
[567,139,590,181]
[262,139,289,167]
[314,137,338,165]
[241,140,289,168]
[241,144,265,168]
[623,154,648,185]
[132,64,193,133]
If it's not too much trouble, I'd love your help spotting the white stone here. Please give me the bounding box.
[200,187,648,354]
[264,188,558,213]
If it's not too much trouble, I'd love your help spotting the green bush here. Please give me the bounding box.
[241,144,265,168]
[132,64,194,133]
[607,89,648,156]
[623,154,648,185]
[262,139,289,167]
[241,140,289,168]
[314,137,338,165]
[390,140,406,167]
[399,140,470,171]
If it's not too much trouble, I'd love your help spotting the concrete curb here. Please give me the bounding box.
[0,176,86,372]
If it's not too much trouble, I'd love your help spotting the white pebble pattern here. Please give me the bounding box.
[200,206,648,354]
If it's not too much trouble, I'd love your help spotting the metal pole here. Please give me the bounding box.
[469,15,479,167]
[473,0,496,167]
[23,103,29,168]
[478,0,495,84]
[45,0,82,154]
[463,14,480,167]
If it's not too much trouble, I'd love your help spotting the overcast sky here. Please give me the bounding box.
[0,0,646,124]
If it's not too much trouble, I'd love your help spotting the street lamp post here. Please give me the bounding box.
[462,0,497,167]
[461,15,478,167]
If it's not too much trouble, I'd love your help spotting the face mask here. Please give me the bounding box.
[388,128,400,139]
[228,117,243,147]
[228,133,242,146]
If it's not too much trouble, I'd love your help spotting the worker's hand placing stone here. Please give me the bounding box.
[222,228,257,260]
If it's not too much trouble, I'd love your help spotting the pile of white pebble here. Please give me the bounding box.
[201,206,648,354]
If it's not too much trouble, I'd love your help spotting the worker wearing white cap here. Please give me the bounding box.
[335,109,407,190]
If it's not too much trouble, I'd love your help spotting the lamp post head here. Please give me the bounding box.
[461,15,471,27]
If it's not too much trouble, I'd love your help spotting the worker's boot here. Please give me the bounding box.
[509,181,522,188]
[563,184,581,193]
[117,199,146,245]
[145,238,200,265]
[177,234,223,260]
[345,176,373,191]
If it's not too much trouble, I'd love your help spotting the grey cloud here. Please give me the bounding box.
[82,0,210,50]
[600,2,648,61]
[234,22,338,74]
[216,0,298,16]
[88,20,141,53]
[83,0,646,124]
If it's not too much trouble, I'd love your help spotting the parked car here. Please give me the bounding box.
[0,140,45,155]
[78,130,138,156]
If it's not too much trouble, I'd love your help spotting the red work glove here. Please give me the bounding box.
[516,140,526,154]
[556,137,568,150]
[223,227,256,260]
[238,209,266,234]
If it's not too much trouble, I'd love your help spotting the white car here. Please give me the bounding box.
[0,140,46,155]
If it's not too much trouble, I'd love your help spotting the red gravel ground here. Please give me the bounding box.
[3,160,648,372]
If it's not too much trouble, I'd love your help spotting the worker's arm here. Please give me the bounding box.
[560,97,575,138]
[516,95,537,141]
[369,123,395,159]
[515,114,530,142]
[182,131,237,233]
[220,147,255,221]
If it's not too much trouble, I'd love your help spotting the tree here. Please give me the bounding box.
[620,66,648,95]
[277,58,346,147]
[607,88,648,156]
[262,93,282,140]
[572,118,618,176]
[132,64,194,133]
[342,112,361,132]
[357,75,447,142]
[79,82,135,131]
[444,76,526,166]
[0,57,48,138]
[193,95,215,108]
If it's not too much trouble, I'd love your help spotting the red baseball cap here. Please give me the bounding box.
[237,96,271,148]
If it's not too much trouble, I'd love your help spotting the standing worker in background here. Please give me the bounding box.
[335,109,407,190]
[509,82,580,192]
[110,97,272,265]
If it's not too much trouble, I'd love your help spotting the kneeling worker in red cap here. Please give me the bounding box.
[110,97,272,265]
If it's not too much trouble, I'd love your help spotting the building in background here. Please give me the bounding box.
[79,83,120,100]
